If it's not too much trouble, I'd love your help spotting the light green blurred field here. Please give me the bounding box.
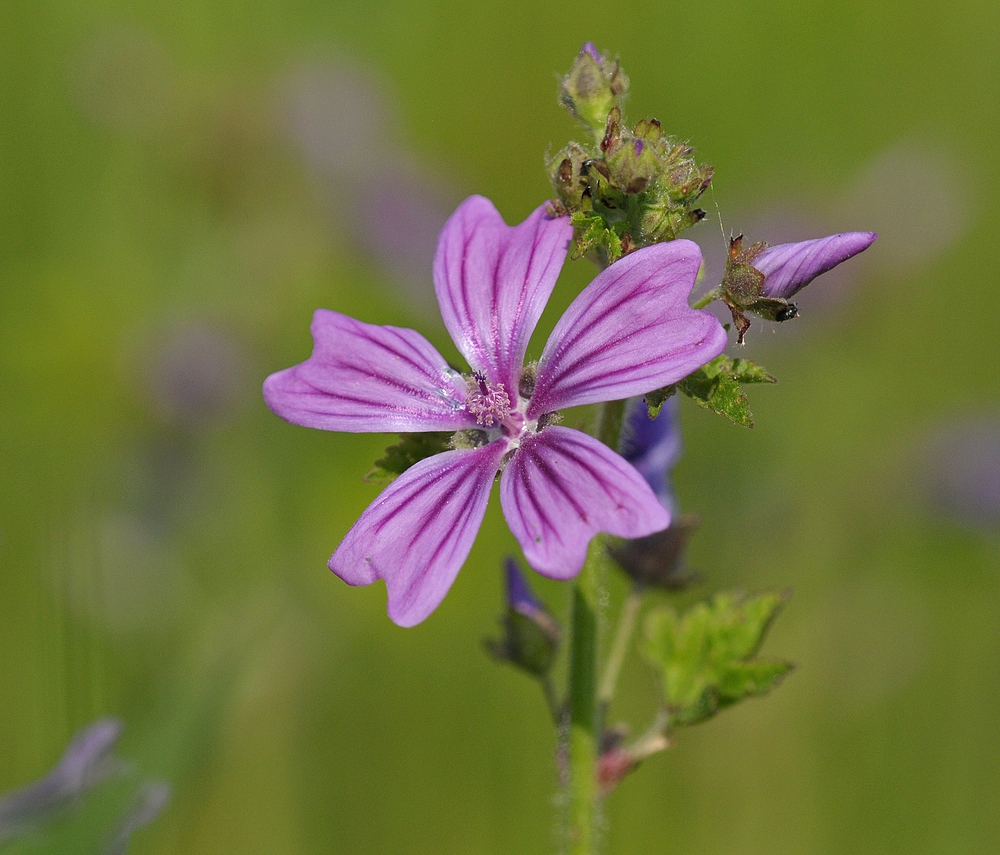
[2,2,999,853]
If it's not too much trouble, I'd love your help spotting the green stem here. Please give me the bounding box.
[596,398,625,449]
[628,709,672,762]
[597,585,643,712]
[541,675,562,728]
[563,397,626,853]
[691,285,723,310]
[566,537,606,855]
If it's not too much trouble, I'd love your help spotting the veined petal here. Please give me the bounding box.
[434,196,573,390]
[500,427,670,579]
[330,442,506,627]
[263,309,474,433]
[527,241,727,417]
[755,232,877,299]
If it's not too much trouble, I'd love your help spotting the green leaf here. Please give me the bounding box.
[644,355,776,427]
[644,384,677,418]
[688,369,752,426]
[728,358,777,384]
[570,210,624,262]
[642,590,793,726]
[364,432,452,484]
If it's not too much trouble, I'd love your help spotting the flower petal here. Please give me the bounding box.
[755,232,877,299]
[330,443,506,627]
[434,196,573,390]
[527,241,727,417]
[263,309,474,433]
[500,426,670,579]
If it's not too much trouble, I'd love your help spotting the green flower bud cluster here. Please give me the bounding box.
[549,45,714,266]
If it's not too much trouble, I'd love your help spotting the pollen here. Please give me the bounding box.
[465,371,512,426]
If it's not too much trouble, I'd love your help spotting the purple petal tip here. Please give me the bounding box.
[581,43,602,62]
[756,231,878,300]
[504,557,542,615]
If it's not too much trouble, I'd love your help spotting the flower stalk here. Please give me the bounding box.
[598,585,644,711]
[564,395,631,854]
[566,536,606,855]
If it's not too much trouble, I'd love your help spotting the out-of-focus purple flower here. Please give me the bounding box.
[834,137,969,269]
[276,58,394,183]
[754,232,878,300]
[0,718,124,838]
[504,556,547,621]
[611,395,700,590]
[144,322,246,426]
[0,718,171,851]
[618,395,682,515]
[357,170,454,309]
[923,416,1000,529]
[105,781,172,855]
[275,59,455,313]
[264,195,726,625]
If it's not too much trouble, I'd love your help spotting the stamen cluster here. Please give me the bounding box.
[466,371,512,426]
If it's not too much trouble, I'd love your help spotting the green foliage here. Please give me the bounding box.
[642,591,793,726]
[364,432,452,483]
[569,210,624,263]
[645,355,776,428]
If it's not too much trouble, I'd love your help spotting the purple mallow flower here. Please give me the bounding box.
[753,232,877,300]
[263,195,726,625]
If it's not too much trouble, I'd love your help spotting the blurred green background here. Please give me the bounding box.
[3,1,999,852]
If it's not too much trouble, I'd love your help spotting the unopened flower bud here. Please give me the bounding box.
[753,231,877,299]
[596,747,635,797]
[721,231,876,342]
[604,134,661,194]
[609,515,700,591]
[618,396,682,514]
[613,397,699,589]
[559,43,629,135]
[546,142,590,209]
[484,558,561,677]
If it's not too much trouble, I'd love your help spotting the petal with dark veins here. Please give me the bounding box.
[500,427,670,579]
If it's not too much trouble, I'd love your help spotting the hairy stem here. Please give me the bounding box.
[566,537,607,854]
[691,285,723,310]
[541,675,562,728]
[596,398,625,449]
[597,585,644,713]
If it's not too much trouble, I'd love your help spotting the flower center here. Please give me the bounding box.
[465,371,512,427]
